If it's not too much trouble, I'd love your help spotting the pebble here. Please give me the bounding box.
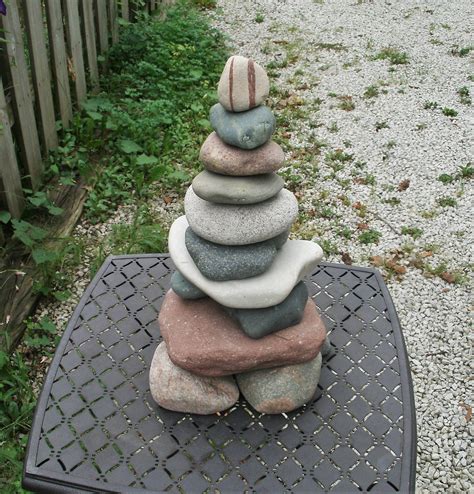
[224,281,309,338]
[169,215,324,308]
[236,353,322,414]
[159,290,326,377]
[192,170,284,205]
[200,132,285,176]
[210,103,275,150]
[149,342,239,414]
[217,55,269,112]
[170,270,206,300]
[184,186,298,245]
[185,227,288,281]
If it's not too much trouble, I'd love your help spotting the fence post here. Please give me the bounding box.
[45,0,73,128]
[0,0,43,190]
[64,0,87,105]
[96,0,109,55]
[109,0,119,45]
[82,0,100,92]
[24,1,59,152]
[0,78,25,218]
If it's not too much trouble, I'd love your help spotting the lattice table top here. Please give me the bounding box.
[23,255,416,493]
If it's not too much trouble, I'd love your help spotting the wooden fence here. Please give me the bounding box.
[0,0,164,220]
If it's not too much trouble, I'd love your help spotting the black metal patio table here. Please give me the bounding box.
[23,254,416,493]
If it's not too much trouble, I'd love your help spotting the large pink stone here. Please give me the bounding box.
[159,290,326,377]
[199,132,285,176]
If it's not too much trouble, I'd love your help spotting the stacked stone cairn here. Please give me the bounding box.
[149,55,330,415]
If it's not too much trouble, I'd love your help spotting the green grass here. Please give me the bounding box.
[374,47,409,65]
[358,229,382,244]
[401,226,423,240]
[363,84,379,98]
[437,197,457,207]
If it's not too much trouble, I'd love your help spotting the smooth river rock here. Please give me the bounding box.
[192,170,284,205]
[184,186,298,245]
[236,353,322,414]
[218,55,269,113]
[200,133,285,176]
[159,290,327,377]
[185,227,288,281]
[149,342,239,414]
[210,103,275,150]
[169,216,324,308]
[170,270,206,300]
[224,281,308,338]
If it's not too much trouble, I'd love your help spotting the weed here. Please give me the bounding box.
[337,95,355,111]
[338,227,352,239]
[326,149,353,163]
[437,197,457,207]
[458,86,471,105]
[459,164,473,179]
[320,239,339,256]
[364,85,379,98]
[423,101,438,110]
[374,47,409,65]
[450,45,473,57]
[328,121,339,133]
[415,123,427,131]
[314,42,347,51]
[358,229,382,244]
[383,197,401,205]
[375,120,390,131]
[438,173,454,184]
[401,226,423,239]
[255,13,264,23]
[442,107,458,117]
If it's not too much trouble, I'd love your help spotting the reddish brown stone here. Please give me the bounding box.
[159,290,326,377]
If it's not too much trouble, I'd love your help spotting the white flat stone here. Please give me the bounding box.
[169,216,324,309]
[184,186,298,245]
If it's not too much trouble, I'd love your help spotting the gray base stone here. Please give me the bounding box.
[236,353,322,414]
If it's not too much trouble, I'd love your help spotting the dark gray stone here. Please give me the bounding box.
[236,353,322,414]
[185,227,289,281]
[224,282,308,338]
[210,103,275,150]
[171,270,206,299]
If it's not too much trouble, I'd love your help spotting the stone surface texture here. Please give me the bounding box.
[149,342,239,414]
[236,353,322,414]
[210,103,275,150]
[185,227,287,281]
[184,186,298,245]
[200,132,284,176]
[170,271,206,300]
[224,281,308,338]
[159,290,327,376]
[217,55,269,112]
[169,216,324,308]
[192,170,284,205]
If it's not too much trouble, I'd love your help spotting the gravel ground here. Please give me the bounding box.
[31,1,472,492]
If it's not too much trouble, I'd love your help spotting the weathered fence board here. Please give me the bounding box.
[45,0,73,128]
[82,0,100,92]
[1,0,43,189]
[64,0,87,104]
[96,0,109,54]
[0,78,25,218]
[24,1,59,151]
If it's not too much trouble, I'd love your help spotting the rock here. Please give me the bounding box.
[169,216,324,308]
[236,353,322,414]
[159,290,327,376]
[184,186,298,245]
[192,170,284,205]
[224,281,308,338]
[185,227,288,281]
[210,103,275,150]
[149,342,239,414]
[217,55,269,112]
[170,270,206,300]
[200,132,285,176]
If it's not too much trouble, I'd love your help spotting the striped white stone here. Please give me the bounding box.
[218,55,269,112]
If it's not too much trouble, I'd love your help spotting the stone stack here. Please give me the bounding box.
[149,55,329,415]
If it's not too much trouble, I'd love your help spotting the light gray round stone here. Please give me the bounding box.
[149,342,239,415]
[210,103,275,150]
[236,353,322,414]
[192,170,284,205]
[184,186,298,246]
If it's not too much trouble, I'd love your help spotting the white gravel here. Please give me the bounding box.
[208,0,473,491]
[31,1,472,492]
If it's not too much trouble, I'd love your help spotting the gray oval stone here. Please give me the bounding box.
[224,282,308,338]
[236,353,322,414]
[192,170,284,205]
[149,342,239,415]
[171,270,206,300]
[184,186,298,245]
[185,227,288,281]
[210,103,276,150]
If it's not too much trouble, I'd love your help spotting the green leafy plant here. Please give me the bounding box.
[358,229,382,244]
[374,47,409,65]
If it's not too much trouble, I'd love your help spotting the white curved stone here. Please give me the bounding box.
[184,186,298,245]
[169,216,324,309]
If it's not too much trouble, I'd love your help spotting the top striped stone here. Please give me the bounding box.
[218,55,270,113]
